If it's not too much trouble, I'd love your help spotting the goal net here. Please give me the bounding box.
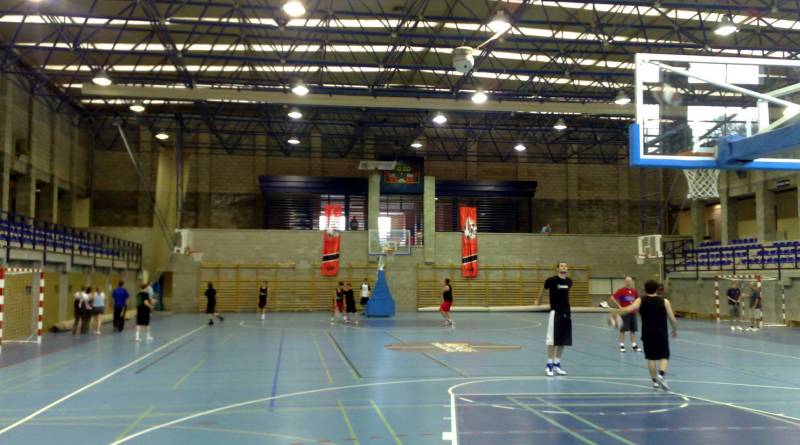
[715,274,784,328]
[0,268,45,353]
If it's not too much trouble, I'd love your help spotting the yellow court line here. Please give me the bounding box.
[172,359,205,390]
[337,400,360,445]
[369,400,403,445]
[534,397,636,445]
[508,397,597,445]
[313,334,334,384]
[113,406,153,442]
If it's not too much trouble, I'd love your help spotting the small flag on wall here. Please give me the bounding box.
[460,206,478,278]
[321,204,342,276]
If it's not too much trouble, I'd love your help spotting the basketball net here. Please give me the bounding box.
[683,169,720,200]
[377,243,396,272]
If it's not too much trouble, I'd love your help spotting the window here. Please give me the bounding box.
[379,195,423,246]
[435,196,532,233]
[261,176,367,230]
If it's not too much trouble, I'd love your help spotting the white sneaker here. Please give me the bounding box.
[261,314,265,320]
[545,364,554,377]
[736,326,743,331]
[752,328,760,332]
[652,381,660,389]
[553,364,567,376]
[632,344,640,352]
[730,326,736,331]
[745,327,753,331]
[656,375,670,391]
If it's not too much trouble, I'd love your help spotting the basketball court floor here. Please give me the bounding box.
[0,312,798,444]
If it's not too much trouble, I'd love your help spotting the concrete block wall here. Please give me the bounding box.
[91,141,663,234]
[0,73,91,223]
[668,272,800,324]
[99,229,657,313]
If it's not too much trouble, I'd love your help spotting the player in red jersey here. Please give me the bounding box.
[609,276,640,352]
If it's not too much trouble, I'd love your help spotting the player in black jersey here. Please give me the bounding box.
[258,281,269,320]
[536,262,572,376]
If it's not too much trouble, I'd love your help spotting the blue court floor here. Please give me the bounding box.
[0,312,799,444]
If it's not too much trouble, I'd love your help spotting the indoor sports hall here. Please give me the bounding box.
[0,1,799,444]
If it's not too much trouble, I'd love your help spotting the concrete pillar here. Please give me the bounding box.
[137,127,153,227]
[719,186,737,244]
[58,188,74,225]
[310,130,322,176]
[15,169,36,217]
[368,172,380,232]
[196,132,211,227]
[424,176,436,264]
[566,157,579,233]
[618,163,631,233]
[38,180,56,222]
[755,181,777,241]
[254,133,268,228]
[0,75,12,212]
[466,142,478,180]
[691,199,706,244]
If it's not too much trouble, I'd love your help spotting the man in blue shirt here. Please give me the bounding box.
[112,282,130,332]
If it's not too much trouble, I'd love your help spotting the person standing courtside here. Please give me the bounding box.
[112,282,129,332]
[91,288,106,335]
[331,282,345,323]
[72,287,87,335]
[727,281,743,331]
[205,283,224,326]
[610,276,640,352]
[258,281,269,320]
[344,282,357,324]
[80,287,93,335]
[536,262,572,376]
[747,282,762,332]
[360,278,371,313]
[135,284,155,342]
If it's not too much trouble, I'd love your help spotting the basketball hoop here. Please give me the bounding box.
[378,242,397,271]
[684,169,720,200]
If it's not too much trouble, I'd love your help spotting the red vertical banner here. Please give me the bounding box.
[321,204,342,276]
[460,206,478,278]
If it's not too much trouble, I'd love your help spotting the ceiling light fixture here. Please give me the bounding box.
[410,141,423,149]
[129,102,145,113]
[471,90,488,104]
[92,69,112,86]
[282,1,306,17]
[155,131,169,140]
[553,118,567,131]
[291,82,309,96]
[432,113,447,125]
[487,10,512,34]
[714,17,738,36]
[287,137,300,145]
[287,109,303,119]
[514,143,527,152]
[614,90,631,105]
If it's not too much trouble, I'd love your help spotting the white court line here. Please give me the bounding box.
[110,375,800,445]
[573,320,800,361]
[0,324,206,437]
[491,405,515,410]
[458,397,475,403]
[445,377,800,444]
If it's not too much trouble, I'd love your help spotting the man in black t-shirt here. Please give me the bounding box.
[536,262,572,377]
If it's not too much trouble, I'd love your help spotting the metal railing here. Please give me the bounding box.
[664,238,800,279]
[0,210,142,268]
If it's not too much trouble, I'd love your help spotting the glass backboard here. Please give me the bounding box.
[630,53,800,170]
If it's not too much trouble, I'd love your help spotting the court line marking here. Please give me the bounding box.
[268,329,286,411]
[446,377,800,444]
[109,375,800,445]
[532,396,636,445]
[238,319,543,333]
[370,400,403,445]
[134,339,193,374]
[113,406,153,442]
[422,352,469,377]
[172,359,205,390]
[0,323,206,437]
[337,400,360,445]
[507,397,597,445]
[327,332,362,381]
[312,333,334,384]
[573,320,800,362]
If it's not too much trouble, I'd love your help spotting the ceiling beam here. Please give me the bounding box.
[81,85,633,116]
